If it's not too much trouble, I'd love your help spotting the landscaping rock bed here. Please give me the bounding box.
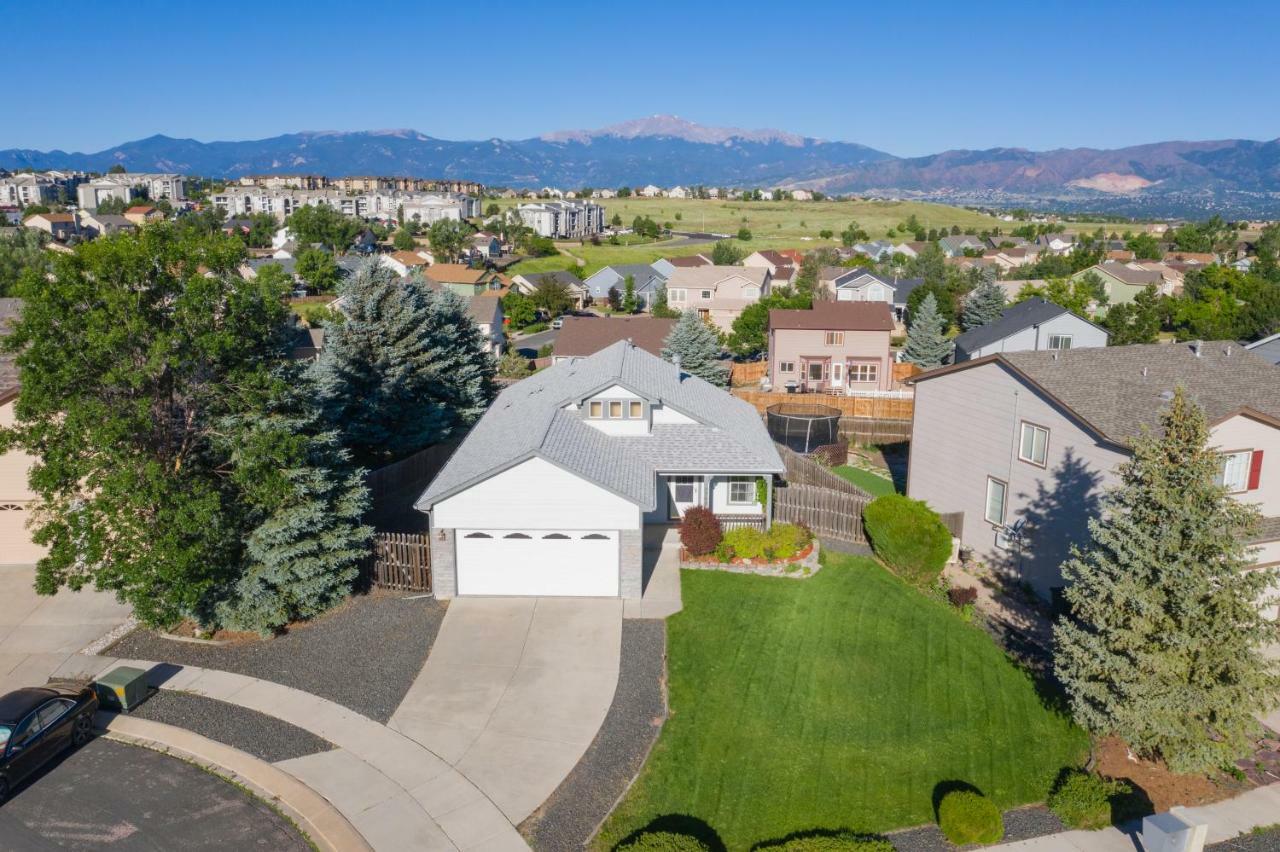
[130,689,334,763]
[888,805,1065,851]
[108,591,447,722]
[680,539,821,577]
[520,620,667,851]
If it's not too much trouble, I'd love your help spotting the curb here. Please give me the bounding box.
[96,711,372,852]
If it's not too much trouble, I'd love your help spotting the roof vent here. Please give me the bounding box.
[1191,339,1203,357]
[1159,390,1175,401]
[1224,344,1232,357]
[1141,366,1149,377]
[673,354,683,380]
[1052,351,1058,360]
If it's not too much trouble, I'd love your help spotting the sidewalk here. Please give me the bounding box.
[54,654,529,852]
[990,782,1280,850]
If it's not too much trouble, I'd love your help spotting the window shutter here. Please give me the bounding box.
[1247,450,1264,490]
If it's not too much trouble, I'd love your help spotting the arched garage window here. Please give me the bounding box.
[581,533,609,540]
[542,533,570,539]
[503,533,531,539]
[463,532,492,539]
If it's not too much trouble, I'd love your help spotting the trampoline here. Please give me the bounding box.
[766,403,842,454]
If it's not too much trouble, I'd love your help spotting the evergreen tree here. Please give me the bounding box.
[1055,389,1278,773]
[661,311,728,387]
[312,261,496,466]
[961,273,1006,330]
[214,370,372,634]
[621,275,638,313]
[901,292,951,369]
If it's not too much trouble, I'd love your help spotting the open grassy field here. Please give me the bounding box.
[493,197,1131,278]
[594,554,1088,850]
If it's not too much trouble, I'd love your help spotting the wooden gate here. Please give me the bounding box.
[368,532,432,592]
[773,484,868,543]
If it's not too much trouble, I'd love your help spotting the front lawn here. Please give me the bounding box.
[595,555,1087,850]
[832,464,898,497]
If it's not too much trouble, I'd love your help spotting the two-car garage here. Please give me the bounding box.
[455,529,620,597]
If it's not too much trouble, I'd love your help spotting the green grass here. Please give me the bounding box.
[595,555,1088,850]
[832,465,898,497]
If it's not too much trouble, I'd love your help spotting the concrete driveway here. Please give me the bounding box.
[0,565,131,694]
[389,597,622,824]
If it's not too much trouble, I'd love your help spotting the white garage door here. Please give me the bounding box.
[0,503,45,565]
[456,529,619,597]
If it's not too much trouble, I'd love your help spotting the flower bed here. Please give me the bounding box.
[681,537,821,578]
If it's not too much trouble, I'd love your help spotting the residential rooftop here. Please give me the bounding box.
[769,301,895,331]
[553,316,677,359]
[952,298,1100,353]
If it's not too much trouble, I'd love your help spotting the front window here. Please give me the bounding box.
[1048,334,1072,350]
[778,361,795,373]
[848,363,878,383]
[669,289,686,302]
[728,477,756,505]
[1217,450,1252,493]
[1019,422,1049,466]
[807,362,824,381]
[985,477,1007,526]
[700,289,713,300]
[824,331,845,346]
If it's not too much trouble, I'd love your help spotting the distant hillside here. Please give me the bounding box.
[3,116,1280,216]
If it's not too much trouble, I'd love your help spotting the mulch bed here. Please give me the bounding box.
[108,590,447,723]
[520,620,667,851]
[1092,734,1252,817]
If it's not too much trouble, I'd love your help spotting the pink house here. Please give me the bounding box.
[767,302,896,393]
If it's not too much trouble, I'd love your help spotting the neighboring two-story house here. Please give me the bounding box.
[952,298,1110,362]
[415,340,784,598]
[582,263,668,310]
[907,341,1280,600]
[767,302,896,393]
[665,265,770,332]
[818,267,923,323]
[466,293,505,355]
[424,264,502,297]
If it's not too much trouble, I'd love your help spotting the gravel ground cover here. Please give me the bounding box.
[130,689,334,763]
[521,620,667,851]
[109,591,447,722]
[1212,826,1280,851]
[886,805,1065,851]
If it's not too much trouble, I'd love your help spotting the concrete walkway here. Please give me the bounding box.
[0,564,131,693]
[627,525,683,619]
[389,597,623,824]
[53,654,528,851]
[991,782,1280,850]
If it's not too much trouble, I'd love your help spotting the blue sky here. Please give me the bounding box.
[6,0,1279,156]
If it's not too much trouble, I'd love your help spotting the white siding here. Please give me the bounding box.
[652,404,696,425]
[1210,414,1280,516]
[433,457,640,530]
[710,476,764,514]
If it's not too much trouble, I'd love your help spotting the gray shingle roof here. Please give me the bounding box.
[953,298,1082,353]
[998,341,1280,444]
[415,341,783,512]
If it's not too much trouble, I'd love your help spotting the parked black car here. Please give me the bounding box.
[0,684,98,803]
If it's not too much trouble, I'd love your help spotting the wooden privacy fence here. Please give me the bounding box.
[774,484,867,543]
[891,362,921,385]
[730,360,768,386]
[365,441,460,497]
[735,388,914,421]
[775,442,871,498]
[367,532,431,592]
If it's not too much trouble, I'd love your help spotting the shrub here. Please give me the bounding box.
[1047,770,1129,830]
[765,523,811,559]
[948,586,978,608]
[714,540,735,563]
[616,830,713,851]
[723,527,767,559]
[937,790,1004,845]
[759,832,893,851]
[680,506,722,556]
[862,494,952,585]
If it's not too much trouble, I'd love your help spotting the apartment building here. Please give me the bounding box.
[517,200,605,239]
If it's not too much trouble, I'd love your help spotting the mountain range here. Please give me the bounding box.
[4,115,1280,216]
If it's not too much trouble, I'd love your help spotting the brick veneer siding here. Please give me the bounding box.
[430,528,457,598]
[620,528,644,598]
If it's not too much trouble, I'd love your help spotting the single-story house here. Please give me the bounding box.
[952,298,1109,362]
[767,301,896,393]
[938,235,985,257]
[1245,332,1280,365]
[510,270,588,309]
[0,298,42,564]
[907,341,1280,600]
[582,263,668,309]
[551,316,676,364]
[383,250,431,276]
[79,212,135,240]
[415,340,785,598]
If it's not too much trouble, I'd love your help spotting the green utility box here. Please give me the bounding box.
[94,666,149,712]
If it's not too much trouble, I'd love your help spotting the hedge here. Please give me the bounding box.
[758,832,893,851]
[615,830,713,851]
[862,494,952,584]
[1047,770,1129,830]
[937,790,1004,845]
